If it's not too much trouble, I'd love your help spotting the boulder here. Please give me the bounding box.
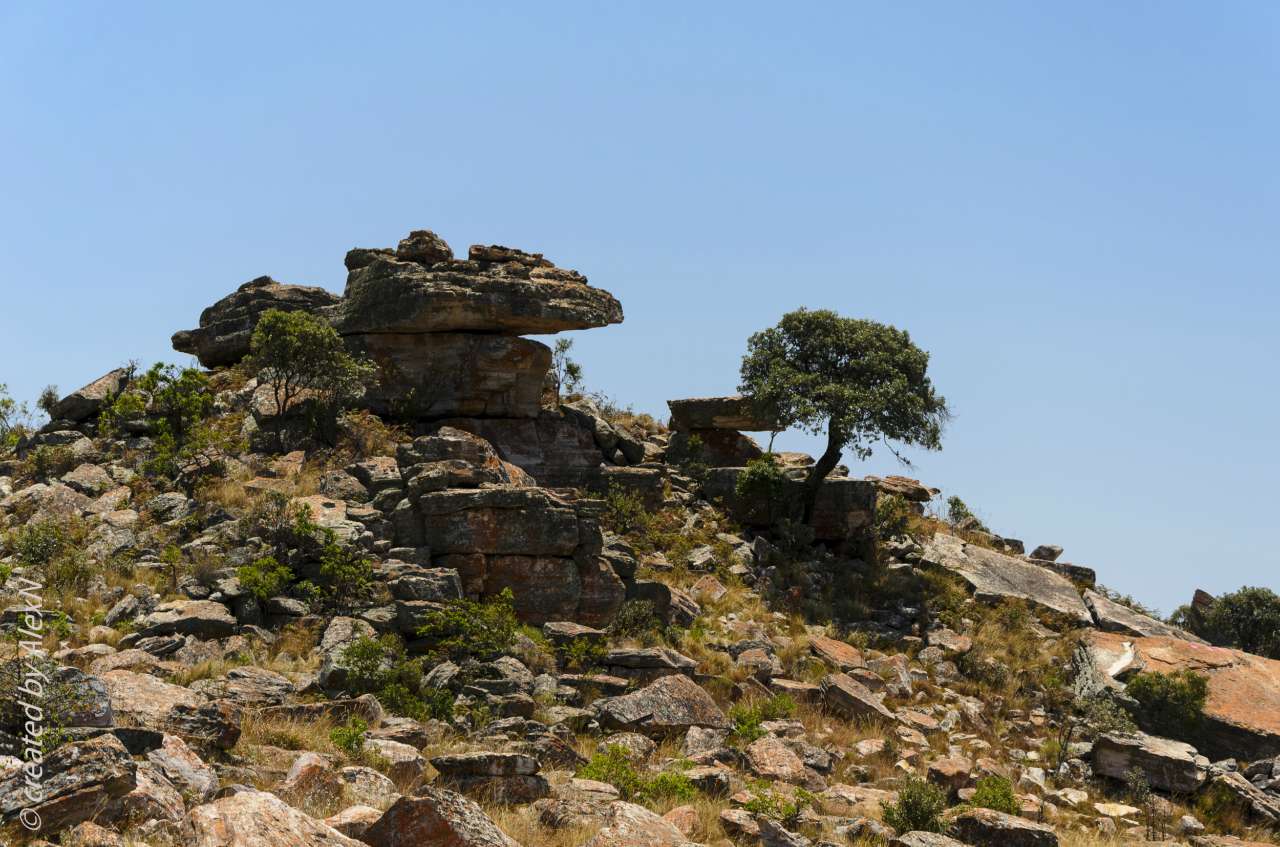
[49,367,131,422]
[597,673,728,735]
[919,533,1092,625]
[667,395,776,431]
[395,229,453,264]
[1080,630,1280,760]
[950,807,1058,846]
[702,468,876,543]
[102,669,204,727]
[820,673,895,722]
[318,616,377,690]
[350,332,551,419]
[172,275,341,367]
[417,487,580,557]
[363,787,521,847]
[0,734,136,833]
[326,804,384,839]
[667,429,763,467]
[1029,544,1064,562]
[429,752,550,804]
[745,736,808,784]
[583,801,692,847]
[1083,589,1206,642]
[866,475,940,503]
[1199,771,1280,825]
[810,635,865,671]
[136,600,237,639]
[146,734,219,803]
[1091,732,1206,794]
[183,789,364,846]
[892,834,965,847]
[336,252,622,335]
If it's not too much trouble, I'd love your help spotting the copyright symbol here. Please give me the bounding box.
[19,808,40,830]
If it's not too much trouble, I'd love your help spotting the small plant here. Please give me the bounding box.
[329,716,368,758]
[743,786,817,828]
[946,495,977,525]
[0,383,33,450]
[728,694,798,745]
[36,385,59,417]
[237,555,293,601]
[416,589,520,663]
[875,493,912,542]
[881,775,947,834]
[551,338,584,398]
[603,483,651,534]
[7,521,67,565]
[558,637,607,672]
[735,453,789,515]
[608,599,662,641]
[1126,669,1208,740]
[317,532,374,606]
[339,634,435,721]
[969,775,1019,815]
[576,746,697,803]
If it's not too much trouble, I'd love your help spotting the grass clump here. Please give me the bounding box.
[728,694,798,745]
[237,555,293,601]
[968,775,1019,815]
[576,746,696,803]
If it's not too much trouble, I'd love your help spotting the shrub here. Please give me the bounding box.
[743,786,817,827]
[339,634,436,721]
[558,637,607,672]
[1190,586,1280,659]
[0,384,32,450]
[603,483,651,534]
[969,775,1019,815]
[100,362,215,476]
[875,493,912,542]
[0,657,97,752]
[1126,669,1208,740]
[576,746,697,803]
[245,309,373,426]
[317,532,374,606]
[237,555,293,601]
[728,695,798,745]
[735,453,789,514]
[416,589,519,663]
[551,338,584,398]
[329,716,368,757]
[36,385,59,417]
[8,521,67,565]
[608,599,662,641]
[946,495,975,525]
[881,775,947,833]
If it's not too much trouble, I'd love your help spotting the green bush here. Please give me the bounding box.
[8,521,67,565]
[1188,586,1280,659]
[339,634,440,721]
[608,599,662,641]
[246,309,373,429]
[882,775,947,833]
[329,716,368,757]
[576,746,696,803]
[875,493,912,542]
[603,483,651,534]
[735,453,789,512]
[728,694,798,745]
[416,589,519,663]
[969,775,1019,815]
[743,786,817,827]
[237,555,293,601]
[0,383,32,451]
[1126,669,1208,740]
[100,362,215,476]
[558,637,607,672]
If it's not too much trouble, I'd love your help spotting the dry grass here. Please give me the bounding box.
[483,803,603,846]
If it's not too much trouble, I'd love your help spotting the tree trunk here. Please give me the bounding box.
[802,426,843,525]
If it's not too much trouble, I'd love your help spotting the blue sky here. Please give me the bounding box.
[2,2,1276,612]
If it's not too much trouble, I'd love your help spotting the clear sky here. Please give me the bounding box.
[2,2,1276,613]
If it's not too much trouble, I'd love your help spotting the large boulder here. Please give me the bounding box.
[136,599,237,639]
[582,801,693,847]
[0,734,136,834]
[49,367,131,422]
[336,252,622,336]
[919,533,1092,625]
[950,807,1058,846]
[667,395,776,431]
[1083,589,1206,642]
[349,332,551,419]
[363,787,521,847]
[429,752,550,804]
[172,275,340,367]
[702,468,877,543]
[820,673,895,722]
[1091,732,1207,793]
[437,410,610,489]
[597,673,728,736]
[417,487,581,557]
[1080,630,1280,760]
[183,789,364,846]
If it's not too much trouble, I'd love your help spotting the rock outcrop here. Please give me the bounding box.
[172,276,341,368]
[1081,630,1280,760]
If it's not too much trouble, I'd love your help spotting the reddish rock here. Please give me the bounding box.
[325,804,384,839]
[1082,630,1280,760]
[951,807,1058,846]
[744,736,808,784]
[184,790,363,846]
[583,801,691,847]
[820,673,895,722]
[927,756,974,795]
[363,788,520,847]
[810,635,866,671]
[597,673,728,735]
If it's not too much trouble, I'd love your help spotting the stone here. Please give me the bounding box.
[1200,771,1280,825]
[102,669,204,727]
[745,736,808,784]
[362,787,521,847]
[950,807,1058,846]
[137,599,237,639]
[429,752,549,803]
[62,463,115,495]
[1029,544,1064,562]
[892,832,965,846]
[183,789,364,846]
[810,635,865,671]
[1083,589,1206,642]
[147,733,219,803]
[1081,630,1280,760]
[583,801,691,847]
[1093,801,1140,817]
[820,673,895,721]
[64,821,125,847]
[351,332,551,419]
[395,229,454,264]
[1091,732,1206,793]
[336,250,622,336]
[49,367,131,422]
[318,616,378,689]
[691,575,728,603]
[667,395,776,431]
[865,475,940,503]
[277,751,343,809]
[0,734,136,833]
[667,428,764,467]
[702,468,877,543]
[417,487,580,556]
[172,275,341,367]
[927,756,973,795]
[597,673,728,735]
[326,804,384,839]
[339,766,401,809]
[363,738,427,787]
[920,533,1092,625]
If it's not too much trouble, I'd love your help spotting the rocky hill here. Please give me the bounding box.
[0,228,1277,847]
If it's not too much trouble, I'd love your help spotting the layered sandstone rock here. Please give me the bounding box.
[1081,630,1280,760]
[172,276,341,368]
[702,467,877,544]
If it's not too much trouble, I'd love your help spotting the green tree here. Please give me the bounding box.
[0,384,32,450]
[245,309,373,423]
[1174,587,1280,659]
[551,338,584,398]
[739,309,949,524]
